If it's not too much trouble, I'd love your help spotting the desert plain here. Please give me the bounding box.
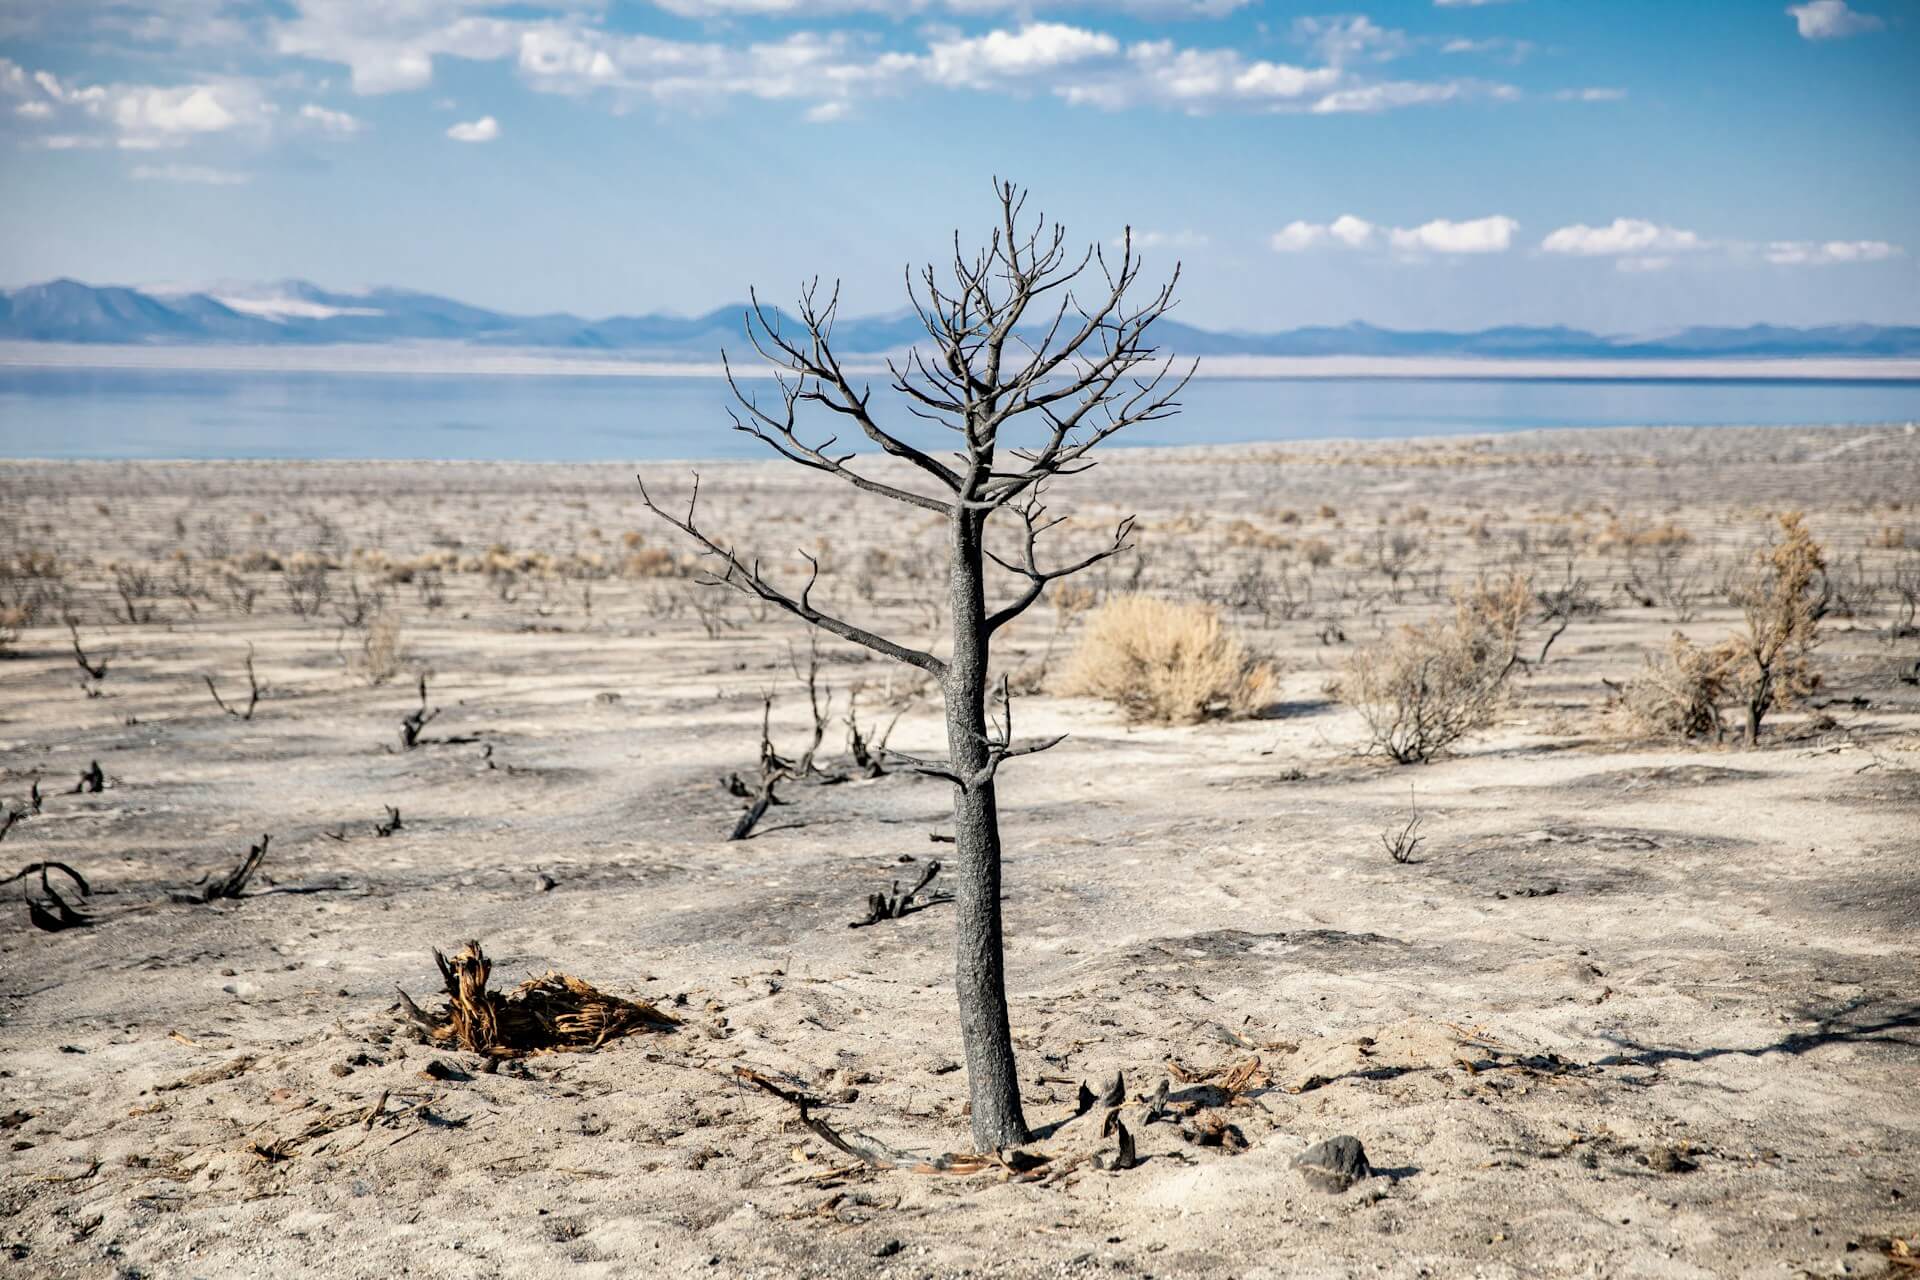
[2,421,1918,1279]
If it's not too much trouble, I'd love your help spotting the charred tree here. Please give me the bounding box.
[638,181,1190,1149]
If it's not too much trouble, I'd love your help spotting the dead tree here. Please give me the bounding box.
[638,180,1190,1149]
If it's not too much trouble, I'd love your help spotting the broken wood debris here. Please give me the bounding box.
[5,860,92,932]
[849,860,950,928]
[397,940,680,1057]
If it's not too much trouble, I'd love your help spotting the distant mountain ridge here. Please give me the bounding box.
[3,278,1917,360]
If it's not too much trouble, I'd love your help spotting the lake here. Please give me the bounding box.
[3,366,1918,461]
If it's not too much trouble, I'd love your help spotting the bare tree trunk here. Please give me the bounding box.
[945,512,1029,1149]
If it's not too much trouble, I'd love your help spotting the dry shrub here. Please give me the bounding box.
[354,613,406,686]
[1058,594,1272,725]
[1723,512,1827,745]
[1617,632,1733,742]
[1339,574,1531,763]
[400,941,679,1057]
[1616,515,1827,747]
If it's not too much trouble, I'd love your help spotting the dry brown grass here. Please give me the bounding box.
[1057,594,1272,725]
[1339,573,1532,763]
[352,613,406,686]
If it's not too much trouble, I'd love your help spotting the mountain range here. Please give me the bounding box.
[3,278,1918,361]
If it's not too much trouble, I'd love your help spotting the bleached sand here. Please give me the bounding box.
[1,424,1916,1278]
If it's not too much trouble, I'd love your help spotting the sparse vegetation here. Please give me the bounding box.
[1722,512,1828,746]
[1339,573,1531,763]
[1058,594,1272,725]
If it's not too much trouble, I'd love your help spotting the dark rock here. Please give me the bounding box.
[873,1240,904,1259]
[1294,1135,1372,1193]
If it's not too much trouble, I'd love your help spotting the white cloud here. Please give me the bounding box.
[298,102,364,135]
[254,3,1512,120]
[1786,1,1883,40]
[803,100,850,122]
[131,162,251,185]
[273,2,524,95]
[1276,212,1518,255]
[1313,78,1515,114]
[3,58,271,148]
[1270,221,1328,252]
[649,0,1253,14]
[1294,16,1408,66]
[1388,215,1519,254]
[923,23,1119,89]
[1329,214,1376,247]
[1552,87,1626,102]
[1124,229,1209,249]
[446,114,499,141]
[1764,239,1900,265]
[1541,218,1707,256]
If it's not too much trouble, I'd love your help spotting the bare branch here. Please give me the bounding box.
[637,472,948,678]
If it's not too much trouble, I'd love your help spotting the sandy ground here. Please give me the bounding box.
[2,423,1918,1279]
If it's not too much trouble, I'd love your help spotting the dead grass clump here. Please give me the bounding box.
[1339,573,1531,764]
[1058,595,1272,724]
[353,613,406,686]
[399,941,679,1057]
[1616,632,1732,742]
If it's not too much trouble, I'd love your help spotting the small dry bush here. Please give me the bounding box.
[353,613,406,686]
[1617,632,1733,742]
[1339,574,1531,763]
[1723,512,1827,745]
[1058,595,1272,725]
[1617,514,1828,747]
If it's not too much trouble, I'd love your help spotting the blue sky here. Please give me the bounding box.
[1,0,1915,331]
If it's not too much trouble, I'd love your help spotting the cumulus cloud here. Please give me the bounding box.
[1274,213,1512,255]
[1541,218,1707,256]
[131,162,251,185]
[922,23,1119,89]
[253,4,1514,121]
[446,114,500,141]
[1388,215,1519,254]
[1786,1,1884,40]
[2,60,273,150]
[1764,239,1900,265]
[1552,87,1626,102]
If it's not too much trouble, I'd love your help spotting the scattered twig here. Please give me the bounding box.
[204,644,261,720]
[374,806,403,838]
[68,620,108,681]
[399,675,440,750]
[1381,787,1425,865]
[849,860,950,927]
[173,835,271,904]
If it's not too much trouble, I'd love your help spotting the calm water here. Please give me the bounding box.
[2,366,1918,460]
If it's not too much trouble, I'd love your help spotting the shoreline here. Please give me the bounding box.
[3,341,1918,383]
[4,420,1915,470]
